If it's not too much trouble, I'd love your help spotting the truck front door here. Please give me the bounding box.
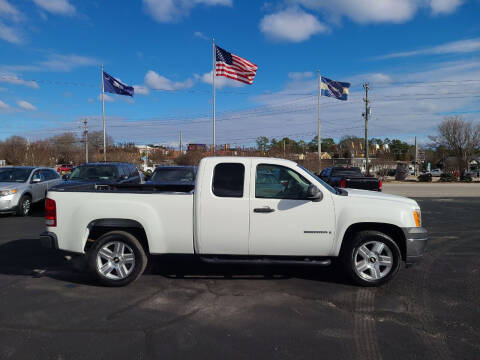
[249,162,336,256]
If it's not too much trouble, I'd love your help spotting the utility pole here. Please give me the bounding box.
[414,136,417,176]
[101,64,106,162]
[317,70,322,173]
[179,130,183,154]
[83,118,88,163]
[363,83,370,176]
[283,139,286,158]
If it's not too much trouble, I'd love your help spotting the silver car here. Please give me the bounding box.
[0,166,61,216]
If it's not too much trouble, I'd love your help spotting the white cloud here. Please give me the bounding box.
[134,85,150,95]
[17,100,36,111]
[430,0,463,14]
[260,7,328,42]
[145,70,193,90]
[0,0,23,22]
[32,0,76,16]
[143,0,232,23]
[1,53,99,73]
[0,74,39,88]
[377,38,480,59]
[366,73,393,83]
[0,0,23,44]
[198,70,244,88]
[98,93,114,102]
[288,71,314,80]
[292,0,464,24]
[0,99,9,109]
[0,21,22,43]
[194,31,208,40]
[40,54,99,71]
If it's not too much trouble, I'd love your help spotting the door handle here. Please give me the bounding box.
[254,206,275,213]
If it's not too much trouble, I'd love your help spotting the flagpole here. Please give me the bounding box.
[212,38,216,156]
[317,70,321,173]
[101,64,106,162]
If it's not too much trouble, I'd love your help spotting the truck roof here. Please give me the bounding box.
[202,156,298,166]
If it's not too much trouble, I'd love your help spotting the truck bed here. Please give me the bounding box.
[46,190,194,254]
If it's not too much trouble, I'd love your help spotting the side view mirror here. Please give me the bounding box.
[32,177,41,183]
[307,185,323,202]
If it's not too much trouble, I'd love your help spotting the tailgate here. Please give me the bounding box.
[345,177,379,190]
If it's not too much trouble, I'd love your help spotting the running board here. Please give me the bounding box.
[199,256,331,267]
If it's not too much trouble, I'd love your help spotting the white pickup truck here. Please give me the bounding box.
[41,157,428,287]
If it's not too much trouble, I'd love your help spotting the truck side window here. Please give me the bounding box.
[212,163,244,198]
[256,164,311,200]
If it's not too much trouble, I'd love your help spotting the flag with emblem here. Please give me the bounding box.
[321,76,350,101]
[215,45,258,85]
[103,71,134,97]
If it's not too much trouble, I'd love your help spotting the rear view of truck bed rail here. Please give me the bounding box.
[51,183,195,193]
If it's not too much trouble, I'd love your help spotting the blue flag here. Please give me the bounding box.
[321,76,350,101]
[103,71,134,97]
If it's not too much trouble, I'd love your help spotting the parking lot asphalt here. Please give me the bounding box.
[0,198,479,360]
[383,183,480,197]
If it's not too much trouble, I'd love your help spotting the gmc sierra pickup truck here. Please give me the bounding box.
[41,157,428,287]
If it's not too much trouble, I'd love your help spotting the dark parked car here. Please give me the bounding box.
[148,166,197,186]
[319,166,382,192]
[56,162,141,190]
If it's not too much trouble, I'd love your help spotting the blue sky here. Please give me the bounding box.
[0,0,479,147]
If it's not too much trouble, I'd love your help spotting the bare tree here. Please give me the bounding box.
[0,136,29,165]
[430,116,480,172]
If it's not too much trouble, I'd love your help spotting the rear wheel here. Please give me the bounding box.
[88,231,148,287]
[16,195,32,216]
[342,230,401,287]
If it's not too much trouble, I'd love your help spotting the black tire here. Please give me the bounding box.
[88,230,148,287]
[16,194,32,216]
[342,230,401,287]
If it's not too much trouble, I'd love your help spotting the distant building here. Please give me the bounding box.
[135,145,154,153]
[187,144,207,152]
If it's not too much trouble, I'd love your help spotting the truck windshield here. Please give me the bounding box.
[0,168,33,182]
[70,166,119,181]
[297,165,337,194]
[152,168,195,183]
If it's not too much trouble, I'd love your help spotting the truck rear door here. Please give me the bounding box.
[194,158,251,254]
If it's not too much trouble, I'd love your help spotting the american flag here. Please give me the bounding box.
[215,45,258,85]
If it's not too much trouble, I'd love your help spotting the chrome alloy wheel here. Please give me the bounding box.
[22,198,31,215]
[96,241,135,280]
[353,241,393,281]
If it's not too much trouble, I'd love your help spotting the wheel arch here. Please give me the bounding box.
[21,191,32,199]
[339,222,406,261]
[84,218,150,255]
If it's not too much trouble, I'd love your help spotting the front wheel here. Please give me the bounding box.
[342,230,401,287]
[16,195,32,216]
[88,231,148,287]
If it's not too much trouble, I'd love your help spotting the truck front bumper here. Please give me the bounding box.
[402,227,428,266]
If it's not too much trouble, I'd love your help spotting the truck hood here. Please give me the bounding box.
[345,188,418,207]
[0,182,27,190]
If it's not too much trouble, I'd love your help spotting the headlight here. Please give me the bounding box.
[413,209,421,227]
[0,189,18,197]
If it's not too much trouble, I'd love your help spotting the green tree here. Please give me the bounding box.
[256,136,269,152]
